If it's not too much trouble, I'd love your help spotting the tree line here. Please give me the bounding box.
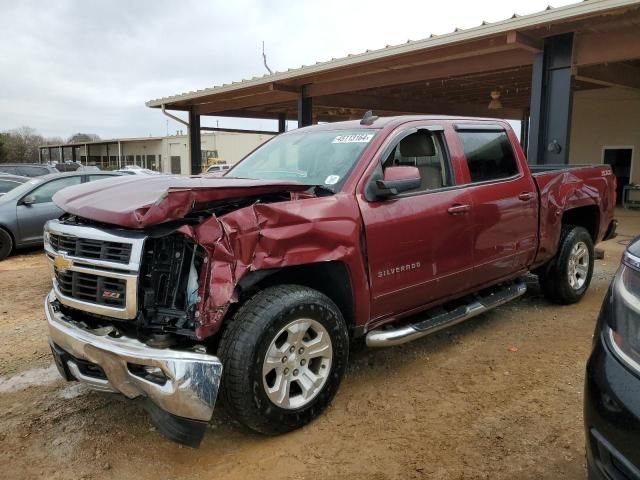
[0,127,100,164]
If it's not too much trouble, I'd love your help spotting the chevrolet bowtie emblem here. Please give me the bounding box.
[54,255,73,273]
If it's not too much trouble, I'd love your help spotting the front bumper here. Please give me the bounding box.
[45,291,223,441]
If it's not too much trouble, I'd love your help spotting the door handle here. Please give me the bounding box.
[518,192,533,201]
[447,204,471,215]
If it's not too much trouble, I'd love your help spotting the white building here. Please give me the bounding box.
[569,86,640,187]
[40,129,274,174]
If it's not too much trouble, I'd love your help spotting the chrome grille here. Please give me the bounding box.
[49,233,132,264]
[55,269,127,308]
[45,219,146,320]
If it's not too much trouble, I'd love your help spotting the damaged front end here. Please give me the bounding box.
[44,216,223,446]
[139,233,206,341]
[45,216,211,342]
[46,291,222,447]
[45,175,364,445]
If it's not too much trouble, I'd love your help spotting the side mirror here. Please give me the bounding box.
[374,166,421,198]
[22,195,36,206]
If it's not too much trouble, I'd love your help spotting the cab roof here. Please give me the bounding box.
[285,115,509,134]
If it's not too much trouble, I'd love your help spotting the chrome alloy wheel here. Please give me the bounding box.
[568,241,590,290]
[262,318,333,410]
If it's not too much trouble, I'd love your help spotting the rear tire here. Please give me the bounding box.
[538,225,594,304]
[218,285,349,435]
[0,228,13,260]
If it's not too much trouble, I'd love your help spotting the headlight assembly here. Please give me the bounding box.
[608,251,640,373]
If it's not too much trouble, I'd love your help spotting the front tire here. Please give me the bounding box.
[0,228,13,260]
[218,285,349,435]
[538,225,594,304]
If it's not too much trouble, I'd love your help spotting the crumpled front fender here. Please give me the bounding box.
[180,193,369,339]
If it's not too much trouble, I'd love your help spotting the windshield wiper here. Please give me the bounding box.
[311,185,335,196]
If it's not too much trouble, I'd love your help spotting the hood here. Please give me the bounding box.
[52,175,309,228]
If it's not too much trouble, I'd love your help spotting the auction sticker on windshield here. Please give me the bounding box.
[332,134,374,144]
[324,175,340,185]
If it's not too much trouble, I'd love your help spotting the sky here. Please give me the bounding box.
[0,0,581,140]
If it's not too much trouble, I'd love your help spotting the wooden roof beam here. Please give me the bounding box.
[295,31,551,89]
[269,83,300,94]
[506,31,542,53]
[206,110,297,121]
[195,90,297,115]
[574,63,640,90]
[306,50,533,98]
[574,26,640,66]
[170,82,297,110]
[315,93,523,120]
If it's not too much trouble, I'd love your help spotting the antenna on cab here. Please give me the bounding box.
[360,110,379,125]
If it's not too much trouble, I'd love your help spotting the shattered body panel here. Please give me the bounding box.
[179,193,369,339]
[52,175,310,228]
[53,176,370,340]
[532,167,616,267]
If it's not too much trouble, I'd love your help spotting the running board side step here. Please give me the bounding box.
[366,279,527,347]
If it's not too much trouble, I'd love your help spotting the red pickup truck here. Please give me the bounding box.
[44,115,616,445]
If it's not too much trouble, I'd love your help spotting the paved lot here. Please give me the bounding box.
[0,210,638,480]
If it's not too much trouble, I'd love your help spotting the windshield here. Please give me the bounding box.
[0,178,42,203]
[228,129,378,191]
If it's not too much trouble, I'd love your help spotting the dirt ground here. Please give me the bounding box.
[1,210,638,480]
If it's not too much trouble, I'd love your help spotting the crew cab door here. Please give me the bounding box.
[453,124,538,286]
[357,125,474,322]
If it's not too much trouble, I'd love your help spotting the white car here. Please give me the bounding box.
[206,164,230,173]
[115,167,158,176]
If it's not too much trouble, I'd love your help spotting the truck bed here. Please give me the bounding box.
[532,163,616,267]
[529,164,593,174]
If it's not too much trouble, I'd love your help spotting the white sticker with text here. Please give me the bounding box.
[332,134,374,144]
[324,175,340,185]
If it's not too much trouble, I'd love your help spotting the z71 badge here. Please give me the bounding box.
[102,290,122,299]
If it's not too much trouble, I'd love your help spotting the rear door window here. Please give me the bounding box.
[28,176,82,204]
[457,129,519,183]
[88,175,116,182]
[18,165,49,177]
[0,179,21,194]
[0,166,19,175]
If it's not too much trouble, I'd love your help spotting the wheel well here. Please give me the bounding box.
[237,262,355,328]
[562,205,599,241]
[0,224,15,246]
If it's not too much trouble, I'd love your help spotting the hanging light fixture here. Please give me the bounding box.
[488,90,503,110]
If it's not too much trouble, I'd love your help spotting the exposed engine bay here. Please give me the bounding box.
[52,190,301,345]
[139,233,204,339]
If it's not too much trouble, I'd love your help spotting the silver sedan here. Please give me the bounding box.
[0,174,29,196]
[0,171,120,260]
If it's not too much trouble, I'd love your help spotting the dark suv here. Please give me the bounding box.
[585,236,640,479]
[0,163,59,177]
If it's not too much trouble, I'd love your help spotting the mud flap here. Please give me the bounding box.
[143,399,209,448]
[603,219,618,241]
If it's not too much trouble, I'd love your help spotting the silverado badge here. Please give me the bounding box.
[377,261,421,278]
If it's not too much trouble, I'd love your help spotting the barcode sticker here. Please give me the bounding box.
[332,134,374,144]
